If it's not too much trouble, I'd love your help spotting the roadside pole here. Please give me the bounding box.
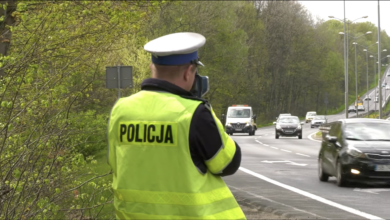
[378,0,382,118]
[324,92,328,118]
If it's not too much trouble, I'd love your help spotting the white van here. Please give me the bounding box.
[225,105,257,136]
[305,111,317,123]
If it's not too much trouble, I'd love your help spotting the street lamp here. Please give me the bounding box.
[371,54,390,117]
[343,31,372,117]
[370,55,378,117]
[329,15,368,118]
[363,48,370,116]
[378,0,382,118]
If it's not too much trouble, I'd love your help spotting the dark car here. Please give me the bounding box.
[318,119,390,187]
[347,106,356,113]
[273,116,304,139]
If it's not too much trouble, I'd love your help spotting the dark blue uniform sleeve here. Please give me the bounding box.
[189,104,241,176]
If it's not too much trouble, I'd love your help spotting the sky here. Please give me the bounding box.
[298,1,390,34]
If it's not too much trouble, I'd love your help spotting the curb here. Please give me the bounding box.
[307,131,321,143]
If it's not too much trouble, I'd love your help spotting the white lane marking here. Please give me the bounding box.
[263,144,269,146]
[239,167,384,220]
[308,132,321,143]
[262,160,290,163]
[354,188,390,194]
[227,185,328,219]
[255,140,265,145]
[281,149,292,153]
[287,161,307,166]
[271,147,278,149]
[296,153,310,157]
[261,160,307,166]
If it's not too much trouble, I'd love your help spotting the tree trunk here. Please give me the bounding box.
[0,0,17,77]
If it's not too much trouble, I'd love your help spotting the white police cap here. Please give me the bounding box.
[144,32,205,66]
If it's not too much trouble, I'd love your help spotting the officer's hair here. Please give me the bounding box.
[151,63,196,80]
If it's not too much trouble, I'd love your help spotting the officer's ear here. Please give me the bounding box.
[183,64,195,82]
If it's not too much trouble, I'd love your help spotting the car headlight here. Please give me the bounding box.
[276,124,281,129]
[226,123,231,127]
[297,124,302,129]
[347,147,366,158]
[245,121,251,126]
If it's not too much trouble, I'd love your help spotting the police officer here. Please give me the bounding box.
[107,32,245,219]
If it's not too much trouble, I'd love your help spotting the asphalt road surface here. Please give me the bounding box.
[224,112,389,219]
[349,65,390,118]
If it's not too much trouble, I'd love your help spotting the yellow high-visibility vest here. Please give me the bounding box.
[107,90,245,219]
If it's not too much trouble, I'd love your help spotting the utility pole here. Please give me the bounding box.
[344,0,348,119]
[378,0,382,118]
[365,49,369,116]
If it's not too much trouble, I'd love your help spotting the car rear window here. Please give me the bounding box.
[279,117,299,123]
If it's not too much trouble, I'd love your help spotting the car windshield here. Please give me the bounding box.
[227,109,250,118]
[307,113,316,116]
[345,123,390,141]
[314,116,325,120]
[279,117,299,123]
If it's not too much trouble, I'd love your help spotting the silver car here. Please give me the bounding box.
[311,115,327,128]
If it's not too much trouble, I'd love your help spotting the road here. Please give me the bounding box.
[224,112,390,219]
[349,65,390,117]
[222,68,390,219]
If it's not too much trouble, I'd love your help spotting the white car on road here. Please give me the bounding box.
[311,115,327,128]
[305,111,317,123]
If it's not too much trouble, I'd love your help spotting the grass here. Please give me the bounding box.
[87,150,112,177]
[256,122,274,128]
[322,66,388,116]
[77,149,114,219]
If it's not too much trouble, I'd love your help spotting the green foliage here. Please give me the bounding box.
[1,1,390,219]
[0,1,155,219]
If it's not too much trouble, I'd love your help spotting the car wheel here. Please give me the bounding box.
[318,158,329,182]
[298,134,302,139]
[275,134,279,139]
[336,161,348,187]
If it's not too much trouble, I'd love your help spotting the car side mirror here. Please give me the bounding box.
[252,114,257,119]
[276,117,278,120]
[273,122,276,125]
[326,135,337,143]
